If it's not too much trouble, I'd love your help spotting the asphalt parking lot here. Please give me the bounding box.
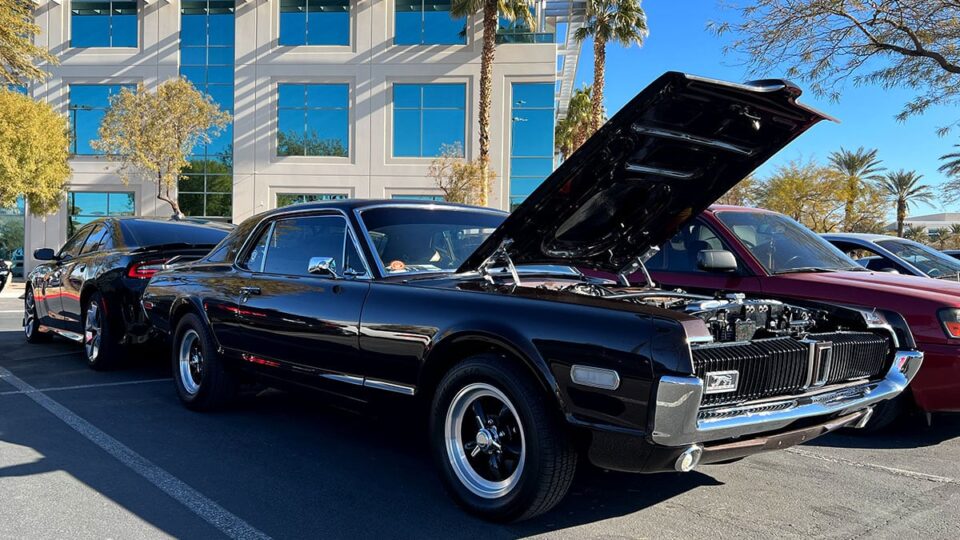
[1,289,960,539]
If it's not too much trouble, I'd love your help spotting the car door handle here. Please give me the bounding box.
[240,286,261,295]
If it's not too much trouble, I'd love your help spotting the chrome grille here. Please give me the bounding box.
[806,332,891,384]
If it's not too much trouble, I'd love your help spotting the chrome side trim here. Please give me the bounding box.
[363,378,416,396]
[320,373,364,386]
[41,325,84,343]
[651,350,923,446]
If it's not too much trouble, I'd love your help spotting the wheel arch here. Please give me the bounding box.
[168,296,222,349]
[418,330,565,414]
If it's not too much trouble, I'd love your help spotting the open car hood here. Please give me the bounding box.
[458,72,832,275]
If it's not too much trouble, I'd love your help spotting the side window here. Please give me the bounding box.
[263,215,349,277]
[240,224,272,272]
[60,226,94,259]
[80,225,111,255]
[648,221,738,274]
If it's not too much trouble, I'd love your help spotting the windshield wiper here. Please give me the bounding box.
[775,267,843,274]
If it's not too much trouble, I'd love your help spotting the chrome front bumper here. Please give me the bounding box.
[651,350,923,446]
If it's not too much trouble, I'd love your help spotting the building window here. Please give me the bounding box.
[180,1,235,219]
[4,85,27,95]
[395,0,465,45]
[71,1,138,48]
[391,194,444,201]
[393,83,465,158]
[509,82,554,210]
[276,193,348,207]
[67,192,135,236]
[69,84,135,155]
[279,0,350,46]
[277,84,349,157]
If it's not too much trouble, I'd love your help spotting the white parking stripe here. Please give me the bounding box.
[0,310,24,313]
[0,367,271,540]
[0,378,171,396]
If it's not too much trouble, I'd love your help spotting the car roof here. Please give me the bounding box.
[263,199,508,218]
[706,205,777,214]
[821,233,896,242]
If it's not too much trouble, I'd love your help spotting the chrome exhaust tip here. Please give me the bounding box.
[853,407,875,429]
[674,445,703,472]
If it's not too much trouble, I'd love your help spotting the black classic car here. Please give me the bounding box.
[24,217,231,369]
[141,73,922,521]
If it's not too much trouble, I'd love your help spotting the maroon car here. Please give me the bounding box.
[632,206,960,427]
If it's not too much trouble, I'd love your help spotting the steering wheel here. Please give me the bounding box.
[783,255,804,269]
[929,268,942,278]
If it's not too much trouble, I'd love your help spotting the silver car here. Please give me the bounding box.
[823,233,960,279]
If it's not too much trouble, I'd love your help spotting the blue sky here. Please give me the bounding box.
[573,0,958,214]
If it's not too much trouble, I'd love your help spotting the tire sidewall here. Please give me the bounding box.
[84,292,110,368]
[24,286,45,342]
[430,356,549,521]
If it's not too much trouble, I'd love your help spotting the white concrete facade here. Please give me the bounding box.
[23,0,560,273]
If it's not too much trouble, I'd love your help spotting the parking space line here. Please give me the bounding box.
[788,447,958,484]
[0,367,271,540]
[3,351,81,361]
[0,378,172,396]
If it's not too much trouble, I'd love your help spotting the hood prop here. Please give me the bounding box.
[478,239,521,286]
[618,247,658,288]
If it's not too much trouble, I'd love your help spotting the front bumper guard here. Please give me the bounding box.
[651,350,923,446]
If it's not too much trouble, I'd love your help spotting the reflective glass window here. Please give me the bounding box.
[71,1,138,48]
[69,84,136,155]
[280,0,350,46]
[180,1,235,219]
[67,192,135,237]
[392,83,465,158]
[395,0,465,45]
[277,84,349,157]
[509,82,554,209]
[276,193,348,207]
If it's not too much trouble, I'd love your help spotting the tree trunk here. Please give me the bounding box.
[897,200,906,237]
[477,0,498,207]
[843,177,857,231]
[158,173,184,219]
[592,37,606,132]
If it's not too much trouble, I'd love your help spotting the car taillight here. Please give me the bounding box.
[938,308,960,338]
[127,260,168,279]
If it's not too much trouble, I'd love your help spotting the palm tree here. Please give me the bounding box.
[575,0,648,131]
[879,170,935,237]
[451,0,535,206]
[555,85,599,160]
[827,147,884,231]
[939,144,960,179]
[904,224,929,244]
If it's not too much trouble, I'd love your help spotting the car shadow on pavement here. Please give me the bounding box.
[805,413,960,450]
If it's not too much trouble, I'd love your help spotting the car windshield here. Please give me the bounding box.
[715,211,864,274]
[875,239,960,279]
[359,207,506,274]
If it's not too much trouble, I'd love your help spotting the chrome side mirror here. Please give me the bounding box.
[307,256,339,278]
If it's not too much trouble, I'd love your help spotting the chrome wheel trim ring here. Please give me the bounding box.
[24,290,35,338]
[84,302,101,362]
[178,329,203,395]
[444,382,526,500]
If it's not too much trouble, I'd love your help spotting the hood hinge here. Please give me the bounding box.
[478,239,521,286]
[618,247,658,288]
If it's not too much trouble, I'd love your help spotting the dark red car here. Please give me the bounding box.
[631,205,960,426]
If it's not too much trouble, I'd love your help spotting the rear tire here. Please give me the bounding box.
[23,286,50,343]
[430,353,577,522]
[172,313,238,411]
[84,292,125,370]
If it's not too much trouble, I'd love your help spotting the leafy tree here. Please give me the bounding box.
[935,226,955,249]
[713,1,960,132]
[92,79,231,218]
[0,0,58,85]
[716,174,759,207]
[878,170,935,237]
[827,147,885,231]
[754,159,847,232]
[427,142,495,205]
[277,131,347,157]
[845,184,890,234]
[555,85,599,159]
[0,89,71,215]
[576,0,648,131]
[904,223,929,243]
[451,0,535,206]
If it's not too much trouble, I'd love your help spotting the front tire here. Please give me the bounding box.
[84,292,124,370]
[172,313,238,411]
[430,354,577,522]
[23,286,50,343]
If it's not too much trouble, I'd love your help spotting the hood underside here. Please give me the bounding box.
[459,72,832,275]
